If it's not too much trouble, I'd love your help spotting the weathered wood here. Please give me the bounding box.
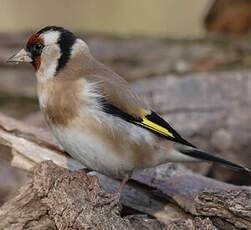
[0,161,132,230]
[0,161,219,230]
[133,166,251,229]
[0,113,250,229]
[0,113,213,228]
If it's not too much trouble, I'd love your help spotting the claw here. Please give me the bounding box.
[94,191,121,211]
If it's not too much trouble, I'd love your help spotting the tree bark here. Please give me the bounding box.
[0,114,250,229]
[0,161,136,230]
[0,161,221,230]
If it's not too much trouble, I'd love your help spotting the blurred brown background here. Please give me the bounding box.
[1,0,251,206]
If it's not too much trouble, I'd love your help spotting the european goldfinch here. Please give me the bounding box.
[8,26,251,199]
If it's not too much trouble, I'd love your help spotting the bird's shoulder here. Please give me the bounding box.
[80,68,193,147]
[82,61,150,120]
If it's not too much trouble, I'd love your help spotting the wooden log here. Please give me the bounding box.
[0,113,250,229]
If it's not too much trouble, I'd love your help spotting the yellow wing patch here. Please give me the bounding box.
[135,117,175,138]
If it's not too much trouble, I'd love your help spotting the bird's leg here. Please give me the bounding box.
[115,173,131,195]
[95,173,131,207]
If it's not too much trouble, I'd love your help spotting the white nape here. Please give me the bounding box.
[70,38,89,57]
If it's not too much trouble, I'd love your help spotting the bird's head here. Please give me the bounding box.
[8,26,89,81]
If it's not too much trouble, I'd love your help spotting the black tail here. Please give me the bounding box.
[178,147,251,175]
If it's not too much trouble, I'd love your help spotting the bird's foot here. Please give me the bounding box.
[94,174,130,211]
[94,191,121,210]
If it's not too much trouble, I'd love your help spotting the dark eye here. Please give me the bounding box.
[31,43,44,55]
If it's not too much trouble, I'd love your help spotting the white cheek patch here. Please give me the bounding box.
[36,45,61,82]
[35,30,62,81]
[41,31,60,46]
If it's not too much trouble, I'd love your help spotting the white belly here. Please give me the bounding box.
[50,125,136,178]
[49,121,198,178]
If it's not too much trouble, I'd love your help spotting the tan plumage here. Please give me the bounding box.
[8,26,251,199]
[37,57,174,177]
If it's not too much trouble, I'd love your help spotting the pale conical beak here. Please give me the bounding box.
[7,49,32,63]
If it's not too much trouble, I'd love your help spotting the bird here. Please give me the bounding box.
[8,26,251,203]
